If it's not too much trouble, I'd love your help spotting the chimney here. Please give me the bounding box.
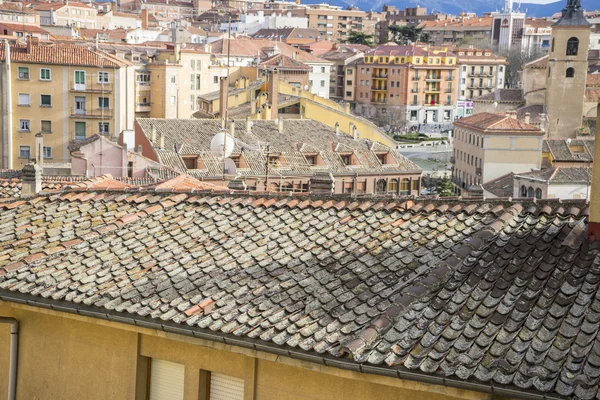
[344,102,350,114]
[353,126,359,140]
[277,118,284,133]
[21,160,42,196]
[26,35,37,54]
[524,112,530,124]
[159,133,164,150]
[229,120,235,138]
[335,122,340,135]
[588,103,600,239]
[35,132,43,169]
[171,21,177,43]
[309,172,335,195]
[151,124,157,143]
[349,122,354,135]
[141,9,149,30]
[219,76,229,127]
[246,116,252,133]
[269,69,279,120]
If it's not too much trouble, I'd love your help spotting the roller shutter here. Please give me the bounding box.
[149,359,185,400]
[210,372,244,400]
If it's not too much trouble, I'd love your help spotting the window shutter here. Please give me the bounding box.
[149,359,184,400]
[210,373,244,400]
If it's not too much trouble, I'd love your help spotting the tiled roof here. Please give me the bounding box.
[252,28,322,41]
[419,17,493,30]
[516,167,592,184]
[259,53,311,70]
[209,38,329,63]
[482,173,514,197]
[544,139,595,163]
[137,118,421,177]
[1,193,600,398]
[524,18,554,29]
[524,55,548,69]
[454,113,543,135]
[585,88,600,102]
[0,22,50,34]
[34,1,93,10]
[515,104,545,125]
[587,74,600,87]
[475,89,524,103]
[0,42,128,67]
[0,2,36,14]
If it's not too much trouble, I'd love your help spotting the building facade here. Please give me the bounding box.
[0,39,134,169]
[452,112,544,193]
[351,45,459,127]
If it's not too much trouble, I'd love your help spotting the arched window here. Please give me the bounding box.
[566,67,575,78]
[388,179,399,193]
[521,185,527,197]
[400,178,410,194]
[551,38,555,52]
[566,37,579,56]
[535,188,542,199]
[528,187,535,198]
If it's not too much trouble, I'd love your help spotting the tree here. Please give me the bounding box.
[498,45,547,88]
[388,25,424,44]
[435,176,454,197]
[348,32,373,46]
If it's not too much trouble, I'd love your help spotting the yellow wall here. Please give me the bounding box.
[278,81,396,147]
[6,62,120,168]
[0,302,492,400]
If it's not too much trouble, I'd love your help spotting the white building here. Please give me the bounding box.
[490,0,526,51]
[307,61,332,98]
[222,11,308,35]
[521,19,553,57]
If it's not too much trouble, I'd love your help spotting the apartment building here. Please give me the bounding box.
[0,2,40,27]
[378,6,450,44]
[451,112,543,193]
[35,1,101,29]
[305,5,384,44]
[321,45,366,100]
[419,17,492,47]
[351,45,459,126]
[0,38,134,169]
[456,48,507,117]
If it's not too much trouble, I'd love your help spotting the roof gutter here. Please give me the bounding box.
[0,292,566,400]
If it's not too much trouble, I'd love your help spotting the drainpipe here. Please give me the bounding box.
[0,317,18,400]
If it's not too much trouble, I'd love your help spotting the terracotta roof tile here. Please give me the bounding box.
[454,112,543,134]
[0,192,596,398]
[0,42,128,67]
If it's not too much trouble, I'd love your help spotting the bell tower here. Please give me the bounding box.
[545,0,590,138]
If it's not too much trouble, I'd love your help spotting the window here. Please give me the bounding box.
[170,75,176,84]
[320,80,325,87]
[305,155,317,165]
[149,359,184,400]
[40,94,51,107]
[346,91,351,96]
[347,69,353,75]
[18,67,29,80]
[210,373,244,400]
[40,68,51,81]
[321,67,325,73]
[521,185,527,197]
[566,37,579,56]
[75,122,86,140]
[19,119,30,132]
[75,70,86,85]
[137,73,150,84]
[389,179,398,192]
[19,146,30,158]
[18,93,30,106]
[98,122,109,135]
[566,67,575,78]
[213,76,219,84]
[535,188,542,199]
[98,71,109,83]
[170,96,176,105]
[340,154,351,165]
[43,146,52,159]
[41,120,52,133]
[98,97,110,109]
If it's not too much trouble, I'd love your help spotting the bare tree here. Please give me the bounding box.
[497,45,548,88]
[375,105,407,134]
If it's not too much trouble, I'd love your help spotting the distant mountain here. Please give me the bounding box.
[312,0,595,18]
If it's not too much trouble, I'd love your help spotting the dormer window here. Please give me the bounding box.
[230,154,248,168]
[182,156,205,170]
[376,152,390,165]
[304,153,322,166]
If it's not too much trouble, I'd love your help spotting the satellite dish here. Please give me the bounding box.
[223,158,237,175]
[210,131,234,158]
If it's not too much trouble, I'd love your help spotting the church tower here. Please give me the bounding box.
[545,0,590,138]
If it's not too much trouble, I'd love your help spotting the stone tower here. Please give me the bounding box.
[545,0,590,138]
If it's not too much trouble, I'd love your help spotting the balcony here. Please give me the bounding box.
[425,87,441,93]
[411,88,419,93]
[372,73,388,79]
[450,156,455,164]
[372,85,387,91]
[446,76,454,81]
[70,81,113,93]
[70,107,113,119]
[136,102,151,112]
[425,76,442,82]
[411,76,420,81]
[424,102,440,107]
[445,89,453,93]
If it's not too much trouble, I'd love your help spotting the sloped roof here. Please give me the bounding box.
[209,38,329,64]
[34,1,93,10]
[475,89,524,103]
[259,53,311,70]
[543,139,595,162]
[0,2,36,13]
[137,118,421,177]
[524,55,549,69]
[0,22,50,34]
[0,42,128,67]
[454,113,542,135]
[482,173,514,197]
[516,167,592,184]
[0,193,599,398]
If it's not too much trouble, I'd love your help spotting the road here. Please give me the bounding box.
[398,143,453,174]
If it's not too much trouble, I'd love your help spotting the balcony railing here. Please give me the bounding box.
[411,88,419,93]
[70,107,113,118]
[425,87,441,93]
[372,73,388,78]
[446,76,454,81]
[425,76,441,81]
[411,76,420,81]
[70,81,113,93]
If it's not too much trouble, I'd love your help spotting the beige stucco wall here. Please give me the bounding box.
[0,302,494,400]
